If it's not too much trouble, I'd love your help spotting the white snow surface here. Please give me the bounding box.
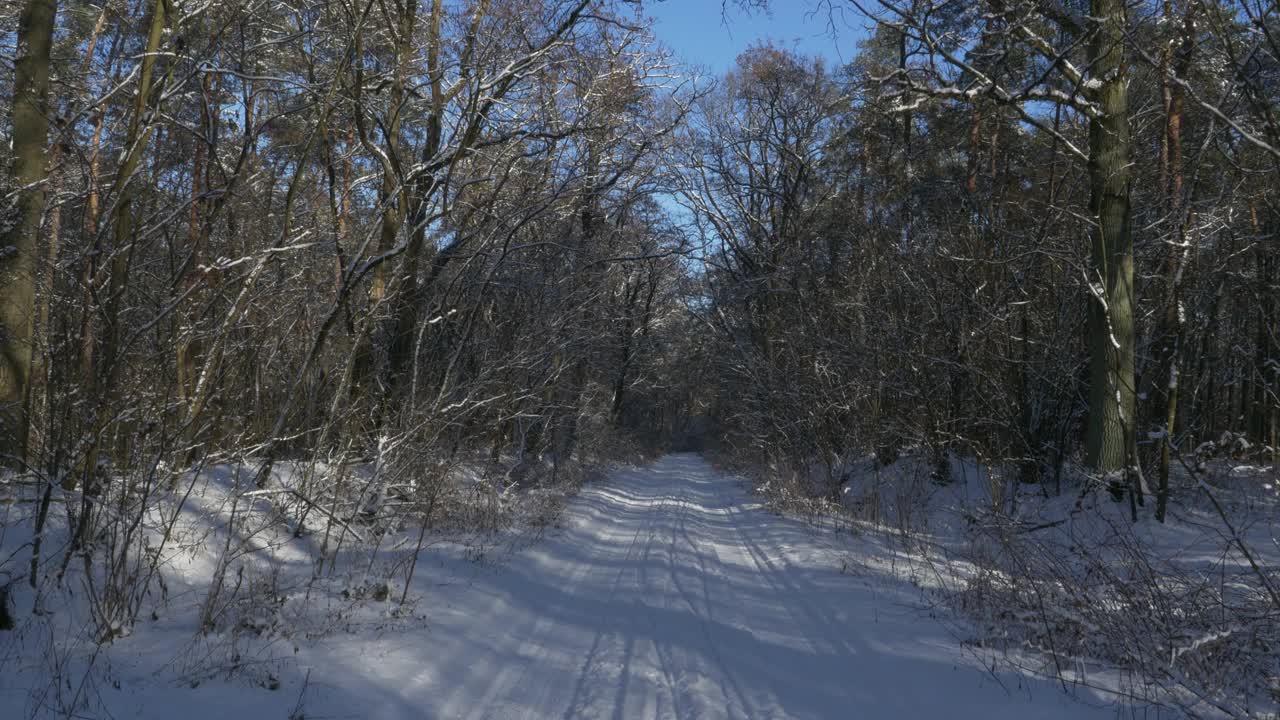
[3,454,1116,718]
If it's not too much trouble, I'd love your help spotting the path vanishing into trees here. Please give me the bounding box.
[308,454,1110,719]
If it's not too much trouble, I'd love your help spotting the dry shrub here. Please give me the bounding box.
[956,497,1278,717]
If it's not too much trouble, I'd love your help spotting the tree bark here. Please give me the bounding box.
[1155,0,1197,522]
[0,0,57,465]
[1083,0,1139,488]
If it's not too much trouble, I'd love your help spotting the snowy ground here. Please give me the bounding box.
[3,454,1125,719]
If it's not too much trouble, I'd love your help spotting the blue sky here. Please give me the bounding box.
[645,0,867,74]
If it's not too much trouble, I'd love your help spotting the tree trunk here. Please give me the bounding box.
[78,0,170,489]
[1083,0,1139,489]
[105,0,170,372]
[0,0,57,465]
[178,71,215,404]
[1155,0,1197,522]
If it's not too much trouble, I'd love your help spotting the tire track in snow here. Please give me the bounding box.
[359,455,1113,720]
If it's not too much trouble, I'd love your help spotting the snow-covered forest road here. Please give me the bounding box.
[319,454,1106,719]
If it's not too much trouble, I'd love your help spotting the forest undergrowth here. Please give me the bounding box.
[731,442,1280,718]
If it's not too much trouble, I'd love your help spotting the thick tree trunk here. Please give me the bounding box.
[0,0,57,464]
[1083,0,1139,489]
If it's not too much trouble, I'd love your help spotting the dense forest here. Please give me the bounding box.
[1,0,1278,715]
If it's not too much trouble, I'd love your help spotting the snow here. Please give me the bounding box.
[3,454,1120,718]
[323,454,1107,719]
